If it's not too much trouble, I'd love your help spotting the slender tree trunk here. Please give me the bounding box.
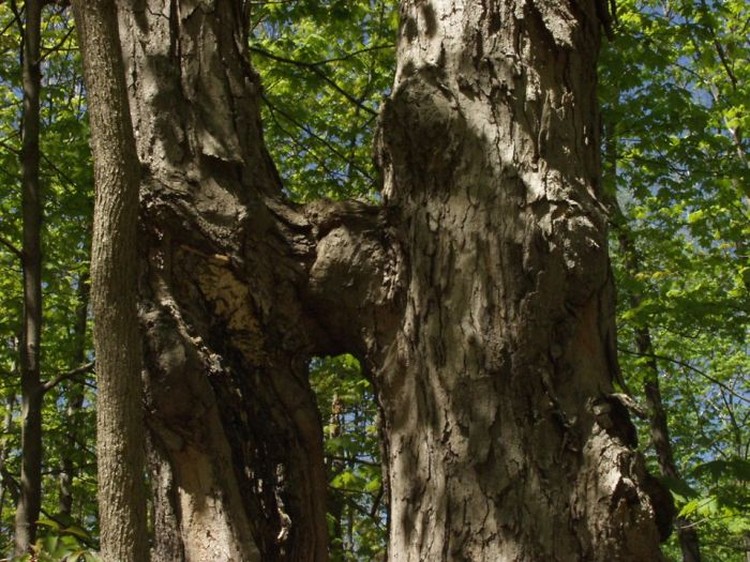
[603,107,700,562]
[15,0,44,554]
[58,274,90,517]
[617,229,702,562]
[70,1,149,560]
[81,0,672,559]
[0,395,17,532]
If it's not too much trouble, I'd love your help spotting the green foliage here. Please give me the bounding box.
[249,0,397,201]
[0,0,746,559]
[601,0,749,559]
[311,355,386,561]
[10,517,101,562]
[0,2,97,556]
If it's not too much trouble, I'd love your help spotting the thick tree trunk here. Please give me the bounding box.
[88,0,671,560]
[15,0,43,554]
[71,0,150,559]
[115,2,334,559]
[373,1,669,559]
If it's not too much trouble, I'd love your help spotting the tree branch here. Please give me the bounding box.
[262,92,375,184]
[41,360,95,393]
[249,45,379,116]
[618,347,750,405]
[0,236,23,260]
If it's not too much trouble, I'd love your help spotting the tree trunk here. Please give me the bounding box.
[0,394,17,535]
[115,1,331,559]
[58,274,90,517]
[603,103,699,562]
[83,0,671,559]
[373,1,669,559]
[15,0,43,554]
[70,0,150,559]
[616,227,701,562]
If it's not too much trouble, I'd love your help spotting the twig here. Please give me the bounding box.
[618,347,750,405]
[0,236,23,260]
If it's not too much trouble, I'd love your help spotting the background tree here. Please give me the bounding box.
[14,0,44,552]
[0,1,97,557]
[600,1,749,560]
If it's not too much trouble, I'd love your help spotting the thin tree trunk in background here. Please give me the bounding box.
[14,0,44,554]
[373,0,670,558]
[0,395,17,530]
[617,228,702,562]
[70,0,149,559]
[603,110,700,562]
[58,274,89,517]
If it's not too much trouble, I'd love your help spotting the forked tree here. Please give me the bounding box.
[73,0,673,560]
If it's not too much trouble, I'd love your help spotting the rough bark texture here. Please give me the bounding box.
[90,0,671,560]
[115,1,344,559]
[373,0,669,559]
[71,0,150,559]
[15,0,43,553]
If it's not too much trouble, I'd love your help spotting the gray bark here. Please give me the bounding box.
[15,0,43,554]
[71,0,150,559]
[373,0,670,559]
[83,0,671,559]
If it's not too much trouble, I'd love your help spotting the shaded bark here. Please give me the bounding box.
[70,0,149,559]
[14,0,43,554]
[373,1,669,559]
[80,0,671,559]
[115,1,343,558]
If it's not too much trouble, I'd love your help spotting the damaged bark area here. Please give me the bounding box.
[114,1,402,560]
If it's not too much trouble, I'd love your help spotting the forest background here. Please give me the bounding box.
[0,0,747,560]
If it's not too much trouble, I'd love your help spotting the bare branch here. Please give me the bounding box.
[41,360,95,393]
[618,347,750,405]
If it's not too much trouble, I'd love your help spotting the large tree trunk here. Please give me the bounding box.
[373,1,669,559]
[15,0,44,554]
[81,0,671,559]
[115,2,332,559]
